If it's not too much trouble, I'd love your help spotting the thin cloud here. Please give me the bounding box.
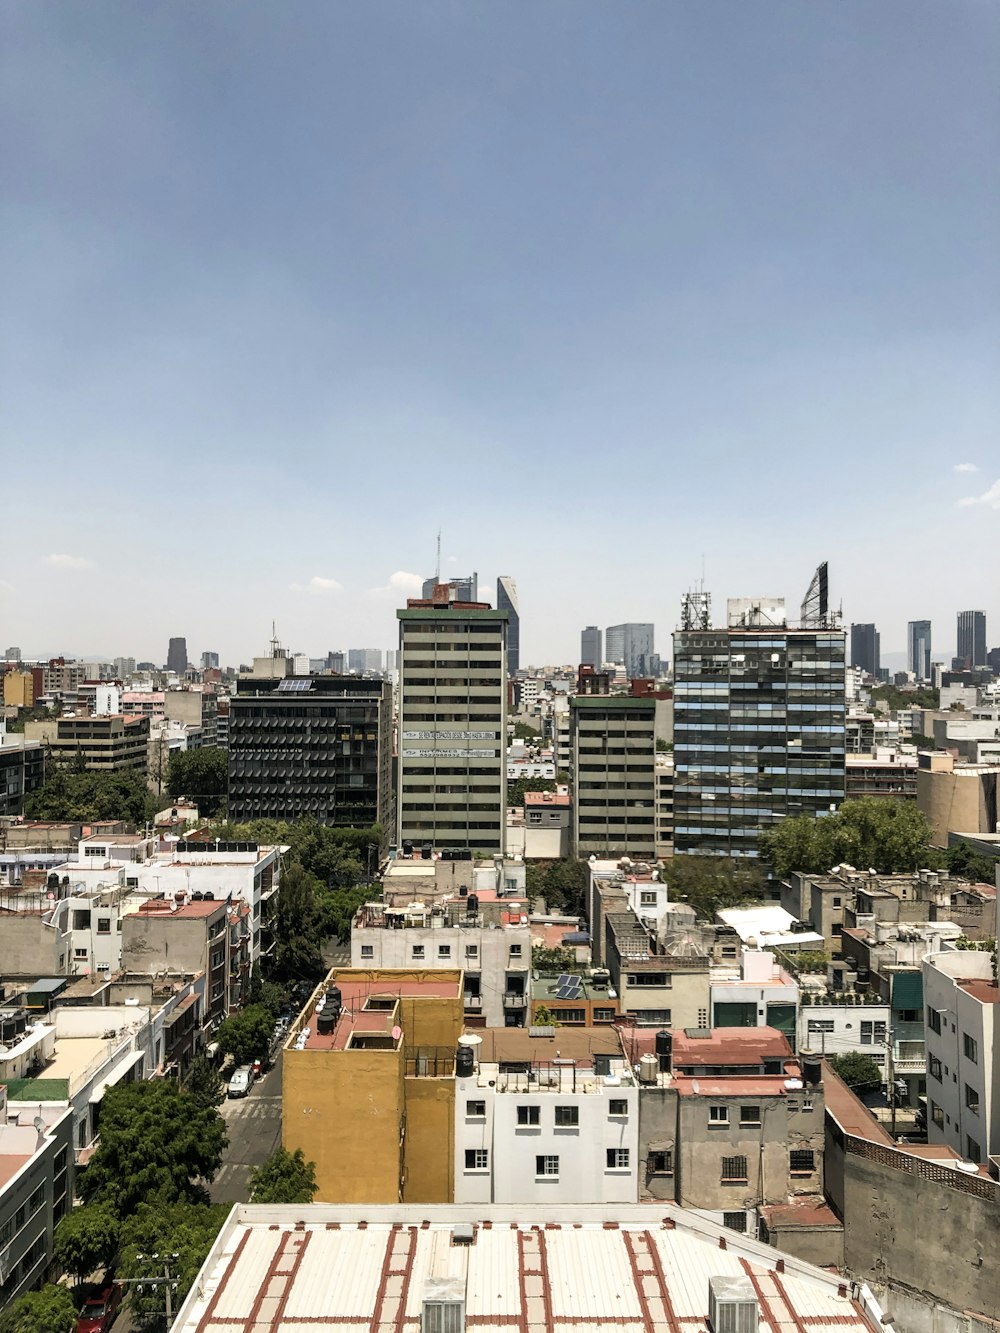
[370,570,424,596]
[43,553,94,570]
[958,479,1000,511]
[953,462,979,474]
[289,575,343,594]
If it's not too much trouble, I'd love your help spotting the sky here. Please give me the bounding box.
[2,1,998,669]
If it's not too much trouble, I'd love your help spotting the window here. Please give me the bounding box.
[509,944,522,957]
[963,1033,978,1063]
[832,897,842,908]
[464,1148,489,1171]
[930,1100,944,1128]
[423,1301,464,1333]
[807,1019,835,1034]
[965,1084,980,1114]
[789,1148,815,1174]
[96,917,111,935]
[640,891,657,906]
[606,1148,630,1170]
[74,947,88,960]
[723,1212,747,1233]
[966,1136,982,1164]
[593,1007,615,1022]
[517,1105,540,1126]
[466,1100,486,1118]
[739,1105,761,1126]
[535,1154,559,1177]
[554,1106,579,1127]
[861,1021,886,1046]
[412,945,425,959]
[360,944,374,959]
[927,1007,942,1034]
[438,945,451,958]
[465,944,478,958]
[929,1055,942,1081]
[648,1150,673,1175]
[708,1105,729,1127]
[608,1099,628,1117]
[721,1155,748,1182]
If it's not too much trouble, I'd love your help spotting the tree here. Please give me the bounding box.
[0,1284,77,1333]
[525,859,589,916]
[271,860,325,980]
[759,798,941,879]
[828,1052,883,1091]
[215,1004,274,1067]
[507,777,557,808]
[659,856,767,922]
[945,840,999,887]
[118,1201,228,1321]
[248,965,287,1018]
[531,945,577,973]
[532,1004,558,1027]
[23,767,156,826]
[166,747,229,817]
[247,1147,318,1204]
[512,721,540,739]
[185,1053,226,1110]
[79,1080,227,1216]
[53,1202,120,1284]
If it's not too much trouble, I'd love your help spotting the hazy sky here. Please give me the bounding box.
[3,2,998,668]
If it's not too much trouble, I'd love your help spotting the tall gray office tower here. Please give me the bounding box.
[673,619,846,858]
[907,621,932,679]
[167,637,188,674]
[849,624,880,677]
[201,651,220,670]
[956,611,987,668]
[581,626,602,668]
[496,576,520,673]
[606,623,655,678]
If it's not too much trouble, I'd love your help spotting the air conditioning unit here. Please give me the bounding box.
[708,1276,758,1333]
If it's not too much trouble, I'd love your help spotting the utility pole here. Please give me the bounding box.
[120,1251,180,1323]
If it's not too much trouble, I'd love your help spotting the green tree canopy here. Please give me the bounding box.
[828,1051,883,1091]
[524,859,588,916]
[53,1202,120,1284]
[216,1004,274,1067]
[23,767,156,826]
[0,1284,77,1333]
[512,721,541,739]
[531,945,578,974]
[166,747,229,817]
[870,684,939,711]
[118,1201,229,1321]
[184,1053,226,1110]
[79,1080,227,1216]
[759,798,939,878]
[658,856,767,922]
[247,1147,318,1204]
[507,776,557,808]
[272,861,326,981]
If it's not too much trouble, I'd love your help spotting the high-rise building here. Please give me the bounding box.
[348,648,383,674]
[956,611,987,668]
[167,637,188,674]
[496,576,520,674]
[581,626,602,669]
[201,651,220,670]
[907,621,932,680]
[672,622,846,858]
[397,586,507,854]
[228,675,393,836]
[849,623,880,677]
[421,572,478,602]
[4,647,21,662]
[605,624,655,679]
[570,696,656,858]
[114,656,136,680]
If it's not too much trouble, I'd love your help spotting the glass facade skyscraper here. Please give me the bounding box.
[907,620,932,679]
[956,611,986,668]
[849,623,880,677]
[672,626,846,858]
[496,576,520,674]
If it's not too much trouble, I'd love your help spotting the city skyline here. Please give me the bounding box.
[3,3,998,666]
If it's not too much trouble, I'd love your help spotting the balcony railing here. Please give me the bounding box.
[503,991,527,1009]
[463,994,482,1011]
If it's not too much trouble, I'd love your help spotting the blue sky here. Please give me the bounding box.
[3,1,998,668]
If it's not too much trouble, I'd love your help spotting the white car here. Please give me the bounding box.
[227,1066,254,1098]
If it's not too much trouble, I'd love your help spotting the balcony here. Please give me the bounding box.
[463,994,482,1012]
[503,991,528,1009]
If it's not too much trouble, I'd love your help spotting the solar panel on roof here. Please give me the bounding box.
[276,678,313,692]
[556,974,570,989]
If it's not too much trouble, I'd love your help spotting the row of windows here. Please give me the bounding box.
[466,1099,628,1123]
[0,1183,46,1248]
[462,1149,632,1175]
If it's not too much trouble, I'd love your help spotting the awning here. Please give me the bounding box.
[88,1049,145,1104]
[892,971,923,1011]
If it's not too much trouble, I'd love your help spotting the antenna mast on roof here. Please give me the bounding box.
[435,530,441,584]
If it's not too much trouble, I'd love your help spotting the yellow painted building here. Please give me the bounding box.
[282,968,462,1204]
[2,672,33,710]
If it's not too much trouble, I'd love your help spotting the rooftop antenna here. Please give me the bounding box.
[270,620,279,657]
[435,530,441,584]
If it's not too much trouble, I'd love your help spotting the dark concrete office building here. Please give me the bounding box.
[956,611,987,669]
[581,626,602,669]
[849,623,880,677]
[167,637,188,674]
[672,625,846,858]
[227,675,393,840]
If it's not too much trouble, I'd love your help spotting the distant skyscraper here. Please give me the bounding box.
[167,637,188,674]
[201,651,220,670]
[956,611,987,668]
[581,626,602,668]
[907,621,932,680]
[421,572,478,601]
[850,624,880,677]
[348,649,383,674]
[606,624,655,679]
[114,656,136,680]
[496,576,520,673]
[4,647,21,662]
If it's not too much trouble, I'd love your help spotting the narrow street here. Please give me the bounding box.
[212,1052,283,1204]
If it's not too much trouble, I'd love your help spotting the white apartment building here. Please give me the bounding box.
[711,948,799,1043]
[0,1088,74,1307]
[397,594,508,855]
[351,900,531,1027]
[923,949,998,1166]
[454,1033,639,1205]
[798,1001,892,1066]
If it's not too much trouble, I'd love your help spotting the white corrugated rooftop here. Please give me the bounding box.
[170,1204,888,1333]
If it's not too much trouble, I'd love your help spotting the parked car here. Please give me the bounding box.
[228,1066,254,1098]
[77,1284,122,1333]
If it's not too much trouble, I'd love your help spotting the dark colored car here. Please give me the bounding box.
[77,1283,122,1333]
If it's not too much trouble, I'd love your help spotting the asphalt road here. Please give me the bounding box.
[212,1051,284,1204]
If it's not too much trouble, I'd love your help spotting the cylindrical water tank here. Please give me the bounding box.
[655,1030,673,1072]
[455,1045,475,1078]
[638,1053,659,1084]
[317,1010,336,1037]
